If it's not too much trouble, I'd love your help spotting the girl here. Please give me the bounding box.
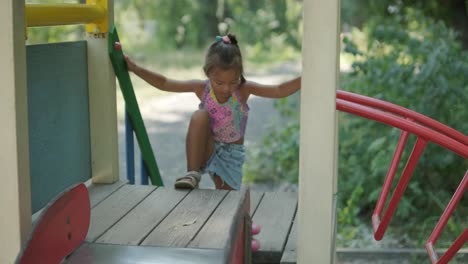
[125,34,301,190]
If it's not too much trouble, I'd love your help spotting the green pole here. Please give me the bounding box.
[108,26,163,186]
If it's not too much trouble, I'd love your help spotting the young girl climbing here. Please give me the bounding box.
[125,34,301,191]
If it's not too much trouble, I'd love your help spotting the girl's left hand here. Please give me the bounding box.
[124,55,138,72]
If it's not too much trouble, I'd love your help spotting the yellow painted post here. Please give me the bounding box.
[0,1,32,263]
[86,0,108,33]
[298,0,340,263]
[86,0,119,183]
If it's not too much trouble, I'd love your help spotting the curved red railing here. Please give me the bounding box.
[425,171,467,264]
[336,90,468,264]
[337,91,468,146]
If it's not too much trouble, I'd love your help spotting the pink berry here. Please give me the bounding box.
[251,239,260,252]
[252,223,261,235]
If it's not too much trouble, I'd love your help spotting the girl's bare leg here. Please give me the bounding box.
[185,110,234,190]
[186,110,214,171]
[213,175,234,190]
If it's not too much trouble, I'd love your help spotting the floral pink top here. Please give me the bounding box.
[199,81,249,143]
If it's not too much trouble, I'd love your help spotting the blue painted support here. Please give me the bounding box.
[126,106,149,185]
[141,156,149,185]
[125,109,135,184]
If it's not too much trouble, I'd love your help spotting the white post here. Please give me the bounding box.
[298,0,340,263]
[87,0,119,183]
[0,1,32,263]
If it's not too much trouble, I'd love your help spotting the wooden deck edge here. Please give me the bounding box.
[253,250,283,263]
[279,250,296,264]
[224,187,251,264]
[67,243,226,263]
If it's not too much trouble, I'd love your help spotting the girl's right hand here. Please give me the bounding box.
[124,55,138,72]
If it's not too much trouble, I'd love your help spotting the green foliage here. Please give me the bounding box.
[345,9,468,245]
[341,0,468,49]
[244,93,300,183]
[350,10,468,244]
[227,0,303,51]
[113,0,302,53]
[342,0,463,29]
[26,0,302,58]
[27,25,83,45]
[247,9,468,247]
[244,120,299,183]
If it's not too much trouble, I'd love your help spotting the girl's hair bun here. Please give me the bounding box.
[227,34,238,45]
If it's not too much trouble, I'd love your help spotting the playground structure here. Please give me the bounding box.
[1,1,467,263]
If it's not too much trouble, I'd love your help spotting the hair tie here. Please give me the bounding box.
[216,35,231,44]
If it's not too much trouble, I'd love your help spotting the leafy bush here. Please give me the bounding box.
[246,9,468,247]
[340,9,468,245]
[244,93,300,183]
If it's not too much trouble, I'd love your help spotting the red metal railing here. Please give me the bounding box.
[425,171,468,264]
[336,90,467,263]
[337,91,468,146]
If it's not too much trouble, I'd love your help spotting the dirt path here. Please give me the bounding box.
[117,63,300,190]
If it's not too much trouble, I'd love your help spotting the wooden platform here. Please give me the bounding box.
[83,181,298,264]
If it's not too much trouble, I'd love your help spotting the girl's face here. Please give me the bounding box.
[208,68,241,103]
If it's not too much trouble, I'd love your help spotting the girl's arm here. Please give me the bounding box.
[243,76,301,99]
[125,55,204,95]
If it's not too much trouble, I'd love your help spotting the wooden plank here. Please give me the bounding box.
[86,180,127,208]
[188,190,244,249]
[280,211,298,264]
[86,185,155,242]
[250,191,264,216]
[252,192,297,263]
[96,188,190,245]
[141,189,228,248]
[224,187,251,264]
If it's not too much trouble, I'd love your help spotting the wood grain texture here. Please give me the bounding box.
[86,184,155,242]
[252,192,297,263]
[87,181,127,208]
[188,190,243,249]
[141,189,228,248]
[250,191,264,216]
[96,187,190,245]
[280,211,297,264]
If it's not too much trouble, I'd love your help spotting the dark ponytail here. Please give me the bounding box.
[204,33,246,84]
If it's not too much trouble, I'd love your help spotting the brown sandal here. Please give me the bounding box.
[174,171,201,189]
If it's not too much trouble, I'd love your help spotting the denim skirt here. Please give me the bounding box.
[202,142,245,190]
